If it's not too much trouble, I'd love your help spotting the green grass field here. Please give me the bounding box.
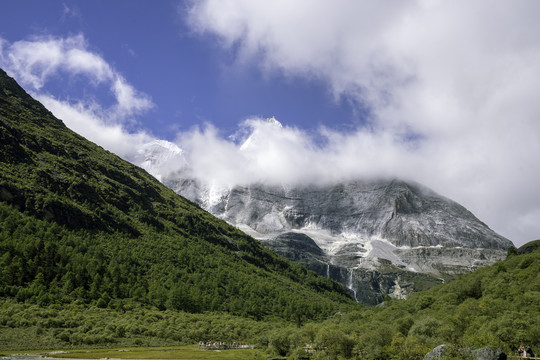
[5,346,265,360]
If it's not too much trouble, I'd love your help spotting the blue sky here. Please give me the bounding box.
[2,1,540,246]
[1,1,357,140]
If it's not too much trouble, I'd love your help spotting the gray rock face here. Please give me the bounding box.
[423,345,506,360]
[204,179,510,250]
[258,232,443,304]
[393,247,508,275]
[160,177,512,304]
[266,232,325,261]
[471,346,507,360]
[423,344,447,360]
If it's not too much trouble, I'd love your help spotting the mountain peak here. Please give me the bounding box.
[137,139,187,181]
[240,116,283,151]
[265,116,282,127]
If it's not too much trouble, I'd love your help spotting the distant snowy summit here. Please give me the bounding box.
[135,118,512,304]
[265,116,282,127]
[136,140,187,182]
[240,116,282,151]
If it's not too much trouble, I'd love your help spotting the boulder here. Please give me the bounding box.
[471,346,507,360]
[423,344,447,360]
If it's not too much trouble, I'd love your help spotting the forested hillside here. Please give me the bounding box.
[1,241,538,358]
[0,68,353,323]
[1,67,539,360]
[307,245,540,359]
[255,245,539,359]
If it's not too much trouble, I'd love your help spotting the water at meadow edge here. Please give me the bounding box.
[2,356,41,360]
[1,356,65,360]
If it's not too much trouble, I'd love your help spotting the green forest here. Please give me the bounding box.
[1,67,539,359]
[0,67,353,323]
[0,201,351,321]
[1,245,538,359]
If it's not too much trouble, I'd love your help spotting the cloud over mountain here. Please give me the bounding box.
[2,2,539,247]
[0,34,155,158]
[186,1,540,245]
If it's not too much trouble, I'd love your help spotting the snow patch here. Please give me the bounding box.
[363,238,408,268]
[255,212,285,233]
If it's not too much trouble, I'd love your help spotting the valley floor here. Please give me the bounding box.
[1,346,263,360]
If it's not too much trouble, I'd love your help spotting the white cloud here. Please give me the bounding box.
[3,35,113,88]
[112,76,154,118]
[36,95,154,159]
[175,118,417,190]
[186,1,540,246]
[1,7,538,247]
[0,34,155,160]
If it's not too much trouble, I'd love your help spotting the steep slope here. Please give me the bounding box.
[517,239,540,254]
[191,180,510,250]
[0,68,353,320]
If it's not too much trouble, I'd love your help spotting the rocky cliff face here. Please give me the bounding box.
[199,180,510,251]
[158,178,512,304]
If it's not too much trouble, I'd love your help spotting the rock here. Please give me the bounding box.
[423,345,507,360]
[265,232,325,261]
[471,346,507,360]
[423,344,447,360]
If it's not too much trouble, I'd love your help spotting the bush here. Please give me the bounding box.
[408,316,442,342]
[269,327,301,357]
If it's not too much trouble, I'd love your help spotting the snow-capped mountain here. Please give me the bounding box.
[135,140,187,182]
[240,116,283,151]
[136,119,512,304]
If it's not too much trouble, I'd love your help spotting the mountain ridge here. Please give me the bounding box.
[0,68,353,320]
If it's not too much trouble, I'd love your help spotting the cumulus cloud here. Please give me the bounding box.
[36,95,155,159]
[3,35,113,88]
[0,34,155,159]
[186,1,540,245]
[178,118,419,187]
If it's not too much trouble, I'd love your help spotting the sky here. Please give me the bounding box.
[1,1,539,247]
